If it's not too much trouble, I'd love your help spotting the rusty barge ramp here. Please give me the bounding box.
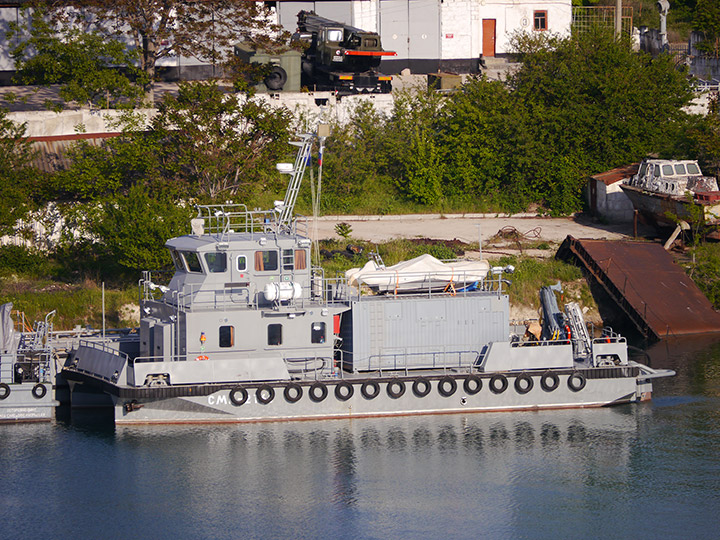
[557,236,720,340]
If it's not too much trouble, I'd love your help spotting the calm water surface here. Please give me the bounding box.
[1,337,719,540]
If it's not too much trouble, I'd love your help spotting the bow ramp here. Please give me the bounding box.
[558,236,720,340]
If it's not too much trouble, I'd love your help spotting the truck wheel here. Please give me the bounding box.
[265,66,287,90]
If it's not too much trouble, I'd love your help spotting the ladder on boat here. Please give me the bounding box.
[277,134,314,233]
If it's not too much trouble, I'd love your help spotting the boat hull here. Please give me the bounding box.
[107,368,645,425]
[0,382,58,423]
[620,183,720,226]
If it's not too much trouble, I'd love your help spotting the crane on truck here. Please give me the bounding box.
[292,10,396,94]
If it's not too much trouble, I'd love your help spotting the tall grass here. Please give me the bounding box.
[0,278,138,330]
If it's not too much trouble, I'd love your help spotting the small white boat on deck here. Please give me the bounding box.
[346,254,492,293]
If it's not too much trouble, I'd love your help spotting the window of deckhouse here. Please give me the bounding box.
[205,252,227,273]
[534,11,547,31]
[254,251,278,272]
[219,326,234,347]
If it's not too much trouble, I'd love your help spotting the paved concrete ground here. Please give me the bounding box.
[309,213,646,245]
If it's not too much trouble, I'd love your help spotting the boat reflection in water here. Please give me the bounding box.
[108,407,650,537]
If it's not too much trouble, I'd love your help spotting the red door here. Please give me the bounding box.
[482,19,496,57]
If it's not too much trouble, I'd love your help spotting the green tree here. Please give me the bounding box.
[42,0,289,103]
[694,0,720,57]
[385,89,446,205]
[9,6,147,109]
[150,81,292,200]
[0,108,41,234]
[87,184,193,274]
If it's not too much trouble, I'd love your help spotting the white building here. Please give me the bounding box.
[0,0,572,83]
[274,0,572,73]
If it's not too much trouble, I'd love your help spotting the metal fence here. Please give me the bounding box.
[572,6,634,36]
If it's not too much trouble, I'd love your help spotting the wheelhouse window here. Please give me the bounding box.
[674,164,687,175]
[687,163,700,174]
[182,251,203,273]
[219,326,234,348]
[662,164,674,176]
[170,250,184,271]
[237,255,247,271]
[255,250,278,272]
[311,322,326,344]
[534,11,547,31]
[268,324,282,346]
[205,252,227,273]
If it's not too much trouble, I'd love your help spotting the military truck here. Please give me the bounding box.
[292,10,395,94]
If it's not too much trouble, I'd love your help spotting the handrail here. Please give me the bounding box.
[353,349,480,375]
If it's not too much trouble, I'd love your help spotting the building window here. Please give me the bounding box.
[255,250,278,272]
[219,326,234,348]
[268,324,282,346]
[205,252,227,273]
[311,322,326,344]
[534,11,547,31]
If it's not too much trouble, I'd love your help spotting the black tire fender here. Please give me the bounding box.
[335,381,354,401]
[489,374,508,394]
[568,371,586,392]
[438,376,457,397]
[412,377,431,398]
[386,379,406,399]
[256,384,275,405]
[463,374,482,395]
[229,386,248,406]
[309,382,328,402]
[514,373,534,395]
[31,383,47,399]
[0,382,10,400]
[284,383,303,403]
[540,371,560,392]
[361,380,380,400]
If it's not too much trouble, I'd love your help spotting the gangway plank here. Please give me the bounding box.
[557,236,720,340]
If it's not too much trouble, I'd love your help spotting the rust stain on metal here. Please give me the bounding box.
[558,236,720,340]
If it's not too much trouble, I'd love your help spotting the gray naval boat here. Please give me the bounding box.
[60,134,674,424]
[0,304,60,422]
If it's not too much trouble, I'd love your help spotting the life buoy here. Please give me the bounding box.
[0,382,10,400]
[567,371,586,392]
[386,379,406,399]
[438,376,457,397]
[31,383,47,399]
[489,374,508,394]
[412,377,431,398]
[309,382,328,402]
[463,374,482,395]
[540,371,560,392]
[256,384,275,405]
[284,383,303,403]
[229,386,248,406]
[361,381,380,399]
[195,355,209,361]
[335,381,354,401]
[514,373,534,395]
[565,325,572,341]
